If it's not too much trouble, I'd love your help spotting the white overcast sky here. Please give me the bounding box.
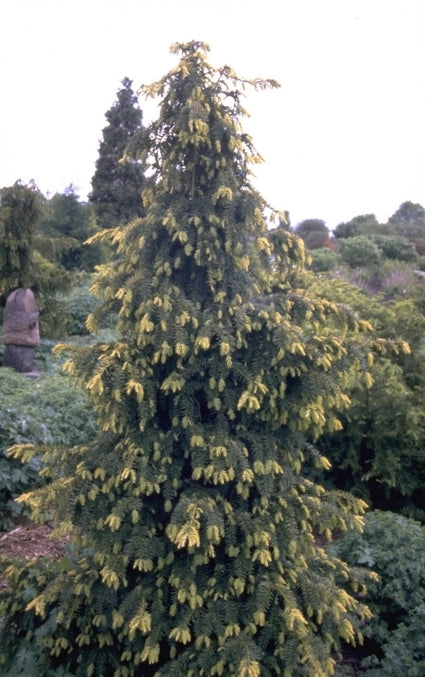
[1,0,424,229]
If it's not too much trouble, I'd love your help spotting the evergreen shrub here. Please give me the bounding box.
[0,556,77,676]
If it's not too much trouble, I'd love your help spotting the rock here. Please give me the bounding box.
[2,344,38,373]
[2,288,40,373]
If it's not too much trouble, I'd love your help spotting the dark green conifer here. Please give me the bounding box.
[1,42,372,676]
[89,77,145,229]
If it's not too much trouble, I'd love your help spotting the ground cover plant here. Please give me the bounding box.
[0,42,374,676]
[0,351,98,530]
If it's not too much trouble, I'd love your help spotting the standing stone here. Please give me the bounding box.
[2,288,40,373]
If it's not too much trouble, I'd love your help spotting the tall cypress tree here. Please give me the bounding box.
[89,77,145,229]
[1,43,372,676]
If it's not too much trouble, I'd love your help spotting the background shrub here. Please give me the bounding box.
[370,234,418,263]
[309,247,340,272]
[64,283,99,335]
[338,236,381,268]
[329,510,425,674]
[378,260,419,298]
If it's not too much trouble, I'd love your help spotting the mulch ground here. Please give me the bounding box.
[0,520,68,562]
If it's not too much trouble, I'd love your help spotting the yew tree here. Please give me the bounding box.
[1,42,372,676]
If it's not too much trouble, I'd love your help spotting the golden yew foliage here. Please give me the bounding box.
[1,42,374,677]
